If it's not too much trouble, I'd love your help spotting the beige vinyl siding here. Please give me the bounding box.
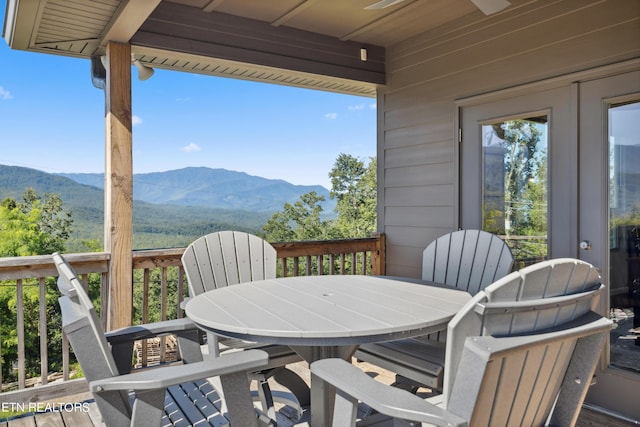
[380,0,640,276]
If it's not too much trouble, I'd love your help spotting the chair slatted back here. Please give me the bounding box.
[486,256,601,301]
[422,229,513,295]
[443,258,604,406]
[310,311,611,427]
[53,253,120,380]
[447,313,610,427]
[182,231,277,296]
[54,253,131,425]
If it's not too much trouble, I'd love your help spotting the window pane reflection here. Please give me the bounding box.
[609,100,640,371]
[482,116,548,268]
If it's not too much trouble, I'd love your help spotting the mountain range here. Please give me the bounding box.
[0,165,335,251]
[58,167,333,213]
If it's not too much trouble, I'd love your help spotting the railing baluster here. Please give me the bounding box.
[361,251,367,275]
[101,271,109,331]
[17,279,25,389]
[305,256,312,276]
[160,267,168,364]
[39,277,48,386]
[142,268,150,368]
[351,253,356,274]
[177,266,184,318]
[62,331,70,381]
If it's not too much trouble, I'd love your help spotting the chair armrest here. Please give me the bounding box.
[90,349,268,392]
[105,317,199,343]
[310,359,466,427]
[106,318,204,372]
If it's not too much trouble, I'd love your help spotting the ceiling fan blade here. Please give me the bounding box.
[364,0,407,10]
[470,0,511,15]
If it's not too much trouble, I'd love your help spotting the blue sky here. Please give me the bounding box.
[0,2,376,189]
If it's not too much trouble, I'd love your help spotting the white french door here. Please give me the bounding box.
[460,84,576,263]
[459,68,640,420]
[578,70,640,419]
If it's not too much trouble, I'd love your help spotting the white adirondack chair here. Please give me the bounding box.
[355,229,514,391]
[422,229,514,294]
[54,252,270,427]
[356,257,602,393]
[311,311,612,426]
[441,257,603,405]
[182,231,308,418]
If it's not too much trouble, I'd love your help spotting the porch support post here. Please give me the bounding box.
[104,41,133,331]
[371,232,386,276]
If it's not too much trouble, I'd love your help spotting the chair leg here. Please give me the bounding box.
[111,341,135,374]
[257,376,277,421]
[130,389,166,427]
[220,372,261,427]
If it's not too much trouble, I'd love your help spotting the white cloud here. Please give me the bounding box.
[324,112,338,120]
[182,143,202,153]
[348,104,365,111]
[132,115,143,126]
[0,86,13,100]
[369,103,377,109]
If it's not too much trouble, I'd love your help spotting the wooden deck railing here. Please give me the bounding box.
[0,233,385,404]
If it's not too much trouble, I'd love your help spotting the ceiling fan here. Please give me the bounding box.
[364,0,511,16]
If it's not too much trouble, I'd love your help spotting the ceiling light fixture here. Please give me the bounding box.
[132,55,154,81]
[99,54,155,81]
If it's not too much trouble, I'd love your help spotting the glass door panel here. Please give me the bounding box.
[578,70,640,418]
[482,116,548,268]
[608,100,640,372]
[462,69,640,418]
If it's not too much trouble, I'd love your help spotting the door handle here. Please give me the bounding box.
[579,240,592,250]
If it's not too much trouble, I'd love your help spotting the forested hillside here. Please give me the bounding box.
[0,165,270,251]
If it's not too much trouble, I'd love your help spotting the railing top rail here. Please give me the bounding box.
[0,252,110,280]
[132,248,185,269]
[0,235,385,280]
[272,235,381,257]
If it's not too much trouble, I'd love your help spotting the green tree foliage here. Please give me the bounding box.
[0,189,73,256]
[263,154,377,242]
[330,155,377,238]
[0,189,73,381]
[132,267,182,325]
[498,121,543,234]
[0,280,64,382]
[262,191,335,241]
[483,120,548,266]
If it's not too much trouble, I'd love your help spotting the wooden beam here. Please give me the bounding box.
[133,2,385,85]
[104,41,133,331]
[100,0,162,46]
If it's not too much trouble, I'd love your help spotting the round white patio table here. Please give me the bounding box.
[185,274,471,426]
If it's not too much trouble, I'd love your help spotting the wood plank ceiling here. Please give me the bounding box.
[3,0,517,96]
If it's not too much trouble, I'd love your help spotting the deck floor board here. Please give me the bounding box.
[4,360,635,426]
